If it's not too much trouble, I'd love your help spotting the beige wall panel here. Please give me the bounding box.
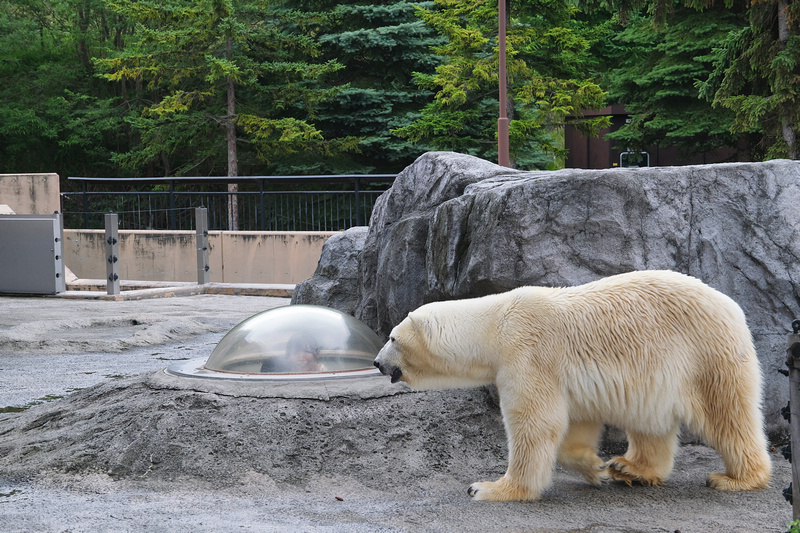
[219,231,334,283]
[64,229,334,284]
[0,174,60,215]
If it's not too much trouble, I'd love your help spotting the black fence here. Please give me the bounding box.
[61,175,397,231]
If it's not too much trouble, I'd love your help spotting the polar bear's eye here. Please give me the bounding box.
[390,336,396,343]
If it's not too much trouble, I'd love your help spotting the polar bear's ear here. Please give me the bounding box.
[408,311,436,341]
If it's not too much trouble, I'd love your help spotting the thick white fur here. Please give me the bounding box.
[373,270,771,501]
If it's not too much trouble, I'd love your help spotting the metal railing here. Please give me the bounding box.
[61,174,396,231]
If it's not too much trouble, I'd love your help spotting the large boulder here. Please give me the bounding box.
[355,153,511,331]
[291,226,368,316]
[300,151,800,435]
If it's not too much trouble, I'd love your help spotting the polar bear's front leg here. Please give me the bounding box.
[606,428,679,486]
[468,383,568,501]
[557,420,609,486]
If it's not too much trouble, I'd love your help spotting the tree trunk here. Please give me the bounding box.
[226,37,239,231]
[77,1,91,69]
[778,0,796,158]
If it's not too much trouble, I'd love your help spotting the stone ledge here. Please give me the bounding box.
[58,279,294,300]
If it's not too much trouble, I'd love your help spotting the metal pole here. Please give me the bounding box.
[787,321,800,520]
[104,213,120,296]
[169,180,176,230]
[82,181,89,229]
[259,179,266,231]
[196,207,210,285]
[54,212,65,294]
[355,178,362,227]
[497,0,510,168]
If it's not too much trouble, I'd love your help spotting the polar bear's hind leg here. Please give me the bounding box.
[697,374,772,491]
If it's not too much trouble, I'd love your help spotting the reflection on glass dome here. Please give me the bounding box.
[203,305,383,375]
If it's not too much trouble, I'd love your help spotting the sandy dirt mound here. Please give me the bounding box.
[0,374,506,488]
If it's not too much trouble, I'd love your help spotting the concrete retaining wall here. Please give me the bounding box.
[0,173,333,284]
[0,174,60,215]
[64,230,335,284]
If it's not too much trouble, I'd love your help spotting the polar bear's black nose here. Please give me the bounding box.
[373,360,380,369]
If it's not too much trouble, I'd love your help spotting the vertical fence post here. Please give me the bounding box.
[169,180,176,230]
[259,179,266,231]
[785,320,800,521]
[104,213,120,296]
[196,207,210,285]
[81,181,89,229]
[354,178,361,227]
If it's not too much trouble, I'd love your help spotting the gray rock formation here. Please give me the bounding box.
[355,153,513,330]
[291,226,368,315]
[300,151,800,435]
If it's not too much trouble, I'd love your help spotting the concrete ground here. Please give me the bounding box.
[0,293,795,532]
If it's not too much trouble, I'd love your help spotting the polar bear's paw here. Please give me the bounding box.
[582,462,611,486]
[606,457,664,487]
[706,472,769,491]
[467,478,535,501]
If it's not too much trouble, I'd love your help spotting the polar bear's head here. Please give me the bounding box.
[373,304,496,390]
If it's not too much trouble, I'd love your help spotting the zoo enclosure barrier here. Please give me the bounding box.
[61,174,397,231]
[103,208,210,296]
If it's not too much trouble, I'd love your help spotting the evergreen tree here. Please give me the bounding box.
[393,0,609,169]
[94,0,359,178]
[598,7,746,156]
[302,0,444,173]
[0,0,129,179]
[699,0,800,159]
[589,0,800,160]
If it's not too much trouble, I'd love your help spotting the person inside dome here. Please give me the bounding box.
[261,333,324,372]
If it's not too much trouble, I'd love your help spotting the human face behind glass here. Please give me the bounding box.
[291,348,319,372]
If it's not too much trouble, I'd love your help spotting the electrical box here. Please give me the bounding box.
[0,214,65,294]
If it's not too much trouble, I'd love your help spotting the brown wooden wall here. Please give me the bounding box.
[565,105,738,169]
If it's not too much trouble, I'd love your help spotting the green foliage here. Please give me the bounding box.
[293,0,444,173]
[393,0,609,169]
[5,0,799,180]
[589,0,800,161]
[579,0,732,26]
[94,0,358,176]
[0,0,129,179]
[699,0,800,159]
[599,7,745,155]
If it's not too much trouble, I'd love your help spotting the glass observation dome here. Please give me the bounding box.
[167,305,384,381]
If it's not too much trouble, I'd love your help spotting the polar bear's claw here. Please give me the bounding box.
[606,458,663,487]
[593,464,611,486]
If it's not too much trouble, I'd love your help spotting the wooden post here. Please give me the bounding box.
[196,207,210,285]
[104,213,120,296]
[787,320,800,520]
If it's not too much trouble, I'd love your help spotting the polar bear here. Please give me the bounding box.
[373,270,771,501]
